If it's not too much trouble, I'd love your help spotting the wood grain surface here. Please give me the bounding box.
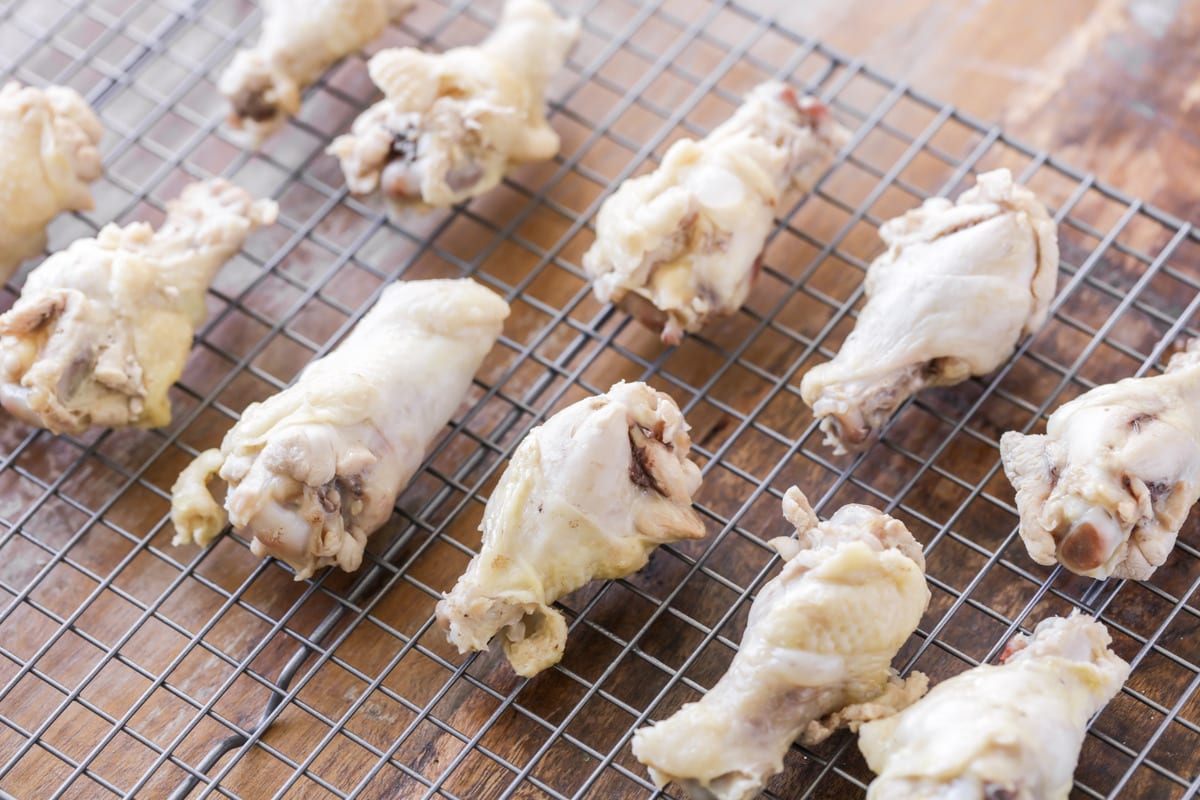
[1,1,1199,799]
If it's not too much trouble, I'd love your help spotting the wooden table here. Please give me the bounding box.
[775,0,1200,223]
[1,1,1197,799]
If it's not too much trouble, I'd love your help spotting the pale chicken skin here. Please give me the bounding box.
[1001,341,1200,580]
[328,0,579,211]
[0,180,277,434]
[171,279,509,580]
[800,168,1059,454]
[220,0,415,142]
[859,613,1129,800]
[582,82,847,345]
[0,82,103,280]
[435,381,705,677]
[631,488,931,800]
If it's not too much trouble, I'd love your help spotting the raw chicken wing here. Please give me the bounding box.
[800,169,1059,453]
[436,381,705,677]
[328,0,579,210]
[858,612,1129,799]
[631,487,930,800]
[1001,340,1200,580]
[0,82,103,279]
[220,0,415,142]
[170,278,510,580]
[583,82,847,345]
[0,180,277,433]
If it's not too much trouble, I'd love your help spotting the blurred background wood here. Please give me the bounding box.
[766,0,1200,221]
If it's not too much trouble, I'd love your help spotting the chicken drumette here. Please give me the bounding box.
[800,168,1059,453]
[0,82,103,280]
[436,381,705,677]
[0,180,276,433]
[631,488,930,800]
[328,0,579,211]
[1001,341,1200,580]
[220,0,415,142]
[858,613,1129,800]
[170,278,510,580]
[582,82,847,345]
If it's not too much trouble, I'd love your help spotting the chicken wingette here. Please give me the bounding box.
[0,82,103,280]
[583,82,847,345]
[328,0,578,211]
[631,487,930,800]
[0,179,276,433]
[436,381,706,677]
[800,168,1058,453]
[1001,340,1200,580]
[170,278,510,579]
[220,0,415,142]
[859,613,1129,799]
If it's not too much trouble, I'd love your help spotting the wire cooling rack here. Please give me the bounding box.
[2,0,1200,798]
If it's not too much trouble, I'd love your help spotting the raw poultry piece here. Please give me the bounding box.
[1001,341,1200,580]
[858,612,1129,800]
[170,278,509,580]
[220,0,415,142]
[0,180,276,434]
[632,487,930,800]
[0,82,103,280]
[800,168,1059,454]
[582,82,847,345]
[328,0,579,211]
[436,381,705,677]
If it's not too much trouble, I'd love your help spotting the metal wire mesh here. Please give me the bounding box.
[1,0,1199,797]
